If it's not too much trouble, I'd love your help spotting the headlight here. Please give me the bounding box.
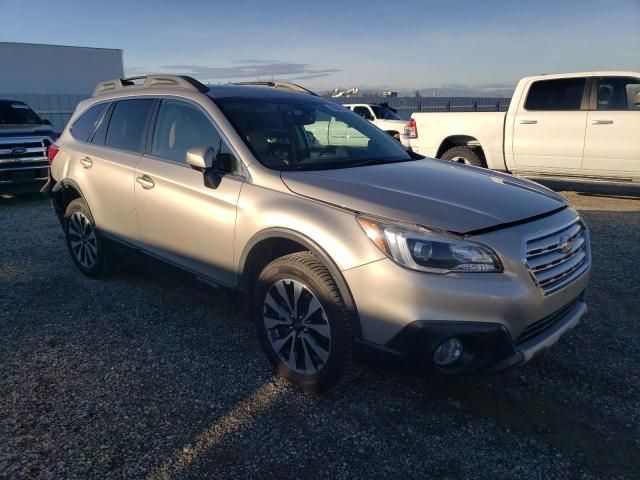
[357,216,502,274]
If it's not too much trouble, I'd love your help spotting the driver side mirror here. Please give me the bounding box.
[186,146,222,189]
[42,119,52,126]
[186,145,215,171]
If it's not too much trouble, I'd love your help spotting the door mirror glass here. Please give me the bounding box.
[186,145,214,170]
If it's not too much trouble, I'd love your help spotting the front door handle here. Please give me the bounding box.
[592,119,613,125]
[79,157,93,168]
[519,119,537,125]
[136,175,155,190]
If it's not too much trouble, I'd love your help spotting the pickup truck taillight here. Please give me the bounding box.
[47,143,60,165]
[406,118,418,139]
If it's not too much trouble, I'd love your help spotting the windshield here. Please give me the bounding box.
[215,97,412,171]
[371,105,401,120]
[0,101,45,126]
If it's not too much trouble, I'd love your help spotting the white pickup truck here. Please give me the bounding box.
[343,103,408,141]
[405,72,640,183]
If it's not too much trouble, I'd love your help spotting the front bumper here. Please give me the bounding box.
[356,293,586,374]
[344,207,591,374]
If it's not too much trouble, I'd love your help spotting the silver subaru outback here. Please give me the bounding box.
[44,75,591,392]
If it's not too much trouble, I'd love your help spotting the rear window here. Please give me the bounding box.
[104,99,154,153]
[525,78,586,111]
[70,103,109,141]
[0,100,44,126]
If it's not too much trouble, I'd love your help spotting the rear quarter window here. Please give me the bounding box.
[70,103,109,141]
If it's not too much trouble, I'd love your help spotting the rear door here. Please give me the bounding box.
[134,97,244,285]
[582,76,640,178]
[512,77,589,172]
[70,98,153,242]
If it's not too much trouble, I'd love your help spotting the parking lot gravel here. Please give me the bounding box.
[1,188,639,479]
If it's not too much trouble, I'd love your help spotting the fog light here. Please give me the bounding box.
[434,338,463,366]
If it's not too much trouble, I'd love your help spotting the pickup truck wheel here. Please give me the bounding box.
[253,252,358,393]
[441,146,485,168]
[63,198,112,278]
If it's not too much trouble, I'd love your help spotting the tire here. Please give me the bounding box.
[63,198,111,278]
[441,146,486,167]
[253,252,358,393]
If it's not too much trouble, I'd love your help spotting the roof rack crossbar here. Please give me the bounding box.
[92,75,209,97]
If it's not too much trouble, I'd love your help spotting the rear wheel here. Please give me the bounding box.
[253,252,358,393]
[63,198,111,278]
[441,146,485,167]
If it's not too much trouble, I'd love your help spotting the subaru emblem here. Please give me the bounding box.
[559,235,574,254]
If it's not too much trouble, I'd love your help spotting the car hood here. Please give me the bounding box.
[0,125,58,138]
[281,159,567,234]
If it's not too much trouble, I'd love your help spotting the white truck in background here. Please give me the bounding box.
[405,72,640,183]
[343,103,408,142]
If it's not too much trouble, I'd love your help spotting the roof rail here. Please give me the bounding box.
[230,81,318,96]
[92,75,209,97]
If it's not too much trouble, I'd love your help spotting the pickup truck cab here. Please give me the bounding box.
[343,103,408,142]
[406,72,640,183]
[1,99,58,194]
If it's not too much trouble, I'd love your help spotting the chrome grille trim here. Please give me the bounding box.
[523,217,590,295]
[0,136,52,181]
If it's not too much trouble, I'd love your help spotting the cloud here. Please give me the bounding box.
[288,73,333,80]
[234,59,278,64]
[155,62,340,81]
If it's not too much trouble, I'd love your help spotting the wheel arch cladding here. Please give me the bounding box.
[238,227,362,339]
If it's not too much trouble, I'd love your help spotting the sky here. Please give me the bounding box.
[1,0,639,93]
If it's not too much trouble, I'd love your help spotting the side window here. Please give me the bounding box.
[104,99,154,153]
[151,99,240,174]
[70,103,109,141]
[596,77,640,110]
[353,106,373,120]
[525,78,586,111]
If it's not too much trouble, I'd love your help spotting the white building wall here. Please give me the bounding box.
[0,42,124,95]
[0,42,124,130]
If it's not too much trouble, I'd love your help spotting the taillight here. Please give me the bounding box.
[406,118,418,139]
[48,143,60,165]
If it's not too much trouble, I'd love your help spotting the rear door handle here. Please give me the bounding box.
[79,157,93,168]
[135,175,155,190]
[519,119,537,125]
[592,119,613,125]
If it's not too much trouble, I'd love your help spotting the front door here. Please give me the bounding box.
[134,98,244,286]
[512,77,589,172]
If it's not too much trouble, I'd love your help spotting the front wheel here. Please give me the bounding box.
[253,252,358,393]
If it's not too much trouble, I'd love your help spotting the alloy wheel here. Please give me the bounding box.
[68,211,98,268]
[263,278,331,375]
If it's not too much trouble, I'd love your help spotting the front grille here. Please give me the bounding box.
[0,136,50,168]
[0,136,51,185]
[517,296,581,345]
[524,217,589,295]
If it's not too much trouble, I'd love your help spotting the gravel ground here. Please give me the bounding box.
[1,189,639,479]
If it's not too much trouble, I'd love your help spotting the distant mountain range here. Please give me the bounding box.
[321,85,515,98]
